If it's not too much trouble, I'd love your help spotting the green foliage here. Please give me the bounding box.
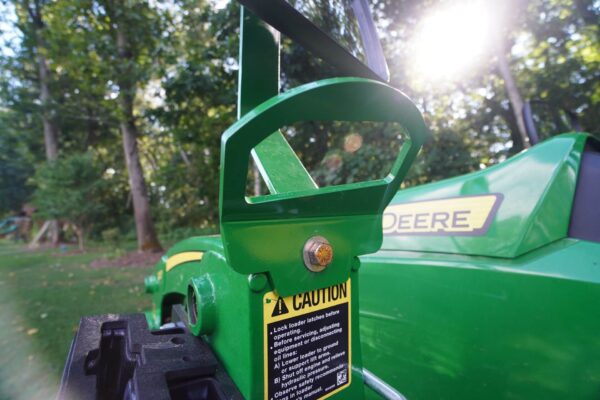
[517,0,599,137]
[0,112,34,215]
[101,227,121,246]
[282,121,405,186]
[149,1,239,228]
[405,131,482,187]
[0,0,598,239]
[33,153,106,242]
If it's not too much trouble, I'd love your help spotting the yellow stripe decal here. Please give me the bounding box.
[165,251,203,272]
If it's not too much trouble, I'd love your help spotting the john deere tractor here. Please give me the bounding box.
[58,1,600,399]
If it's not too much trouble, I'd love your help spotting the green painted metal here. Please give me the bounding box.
[360,239,600,400]
[145,6,428,400]
[146,243,371,399]
[147,132,599,400]
[381,133,588,258]
[237,8,279,118]
[145,78,427,398]
[219,77,428,297]
[252,132,318,194]
[238,8,316,194]
[145,235,223,330]
[358,132,600,400]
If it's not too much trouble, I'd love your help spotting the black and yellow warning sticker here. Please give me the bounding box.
[263,279,351,400]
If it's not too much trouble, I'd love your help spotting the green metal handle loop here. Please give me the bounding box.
[219,77,428,296]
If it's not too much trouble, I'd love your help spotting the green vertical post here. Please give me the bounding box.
[237,7,279,117]
[238,7,317,194]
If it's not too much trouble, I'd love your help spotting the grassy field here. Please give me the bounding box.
[0,240,153,400]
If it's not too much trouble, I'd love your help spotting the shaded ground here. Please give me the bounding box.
[0,241,154,400]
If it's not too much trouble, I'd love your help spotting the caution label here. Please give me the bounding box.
[264,280,351,400]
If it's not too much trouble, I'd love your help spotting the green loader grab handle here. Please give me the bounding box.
[220,77,429,296]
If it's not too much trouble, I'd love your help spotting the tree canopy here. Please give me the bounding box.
[0,0,597,243]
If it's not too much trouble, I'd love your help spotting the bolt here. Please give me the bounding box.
[303,236,333,272]
[308,242,333,266]
[248,273,268,292]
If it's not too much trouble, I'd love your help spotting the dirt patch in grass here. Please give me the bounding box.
[90,250,164,269]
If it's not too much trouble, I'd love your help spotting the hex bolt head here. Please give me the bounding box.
[303,236,333,272]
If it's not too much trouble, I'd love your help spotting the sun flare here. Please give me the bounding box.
[410,1,495,83]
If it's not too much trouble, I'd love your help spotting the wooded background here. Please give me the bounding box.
[0,0,598,251]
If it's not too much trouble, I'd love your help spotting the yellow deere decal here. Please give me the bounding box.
[383,194,502,236]
[165,251,203,272]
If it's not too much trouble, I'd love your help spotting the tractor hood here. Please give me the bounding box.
[380,133,589,258]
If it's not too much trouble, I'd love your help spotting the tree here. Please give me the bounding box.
[19,0,60,161]
[9,0,64,244]
[496,45,530,150]
[151,0,239,228]
[0,0,597,242]
[517,0,599,137]
[101,0,162,251]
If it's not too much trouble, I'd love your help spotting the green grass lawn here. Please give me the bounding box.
[0,240,153,400]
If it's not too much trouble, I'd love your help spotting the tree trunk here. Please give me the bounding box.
[496,46,530,150]
[121,119,162,251]
[115,27,162,252]
[75,225,85,252]
[27,1,59,161]
[26,0,60,246]
[574,0,597,25]
[37,54,59,160]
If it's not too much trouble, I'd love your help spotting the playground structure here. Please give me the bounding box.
[0,217,17,238]
[58,1,600,400]
[0,208,58,248]
[0,213,32,243]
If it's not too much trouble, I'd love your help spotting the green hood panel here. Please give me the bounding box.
[381,133,588,258]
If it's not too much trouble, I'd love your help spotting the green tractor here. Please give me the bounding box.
[59,1,600,399]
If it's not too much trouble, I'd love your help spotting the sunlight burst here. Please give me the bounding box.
[410,1,495,83]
